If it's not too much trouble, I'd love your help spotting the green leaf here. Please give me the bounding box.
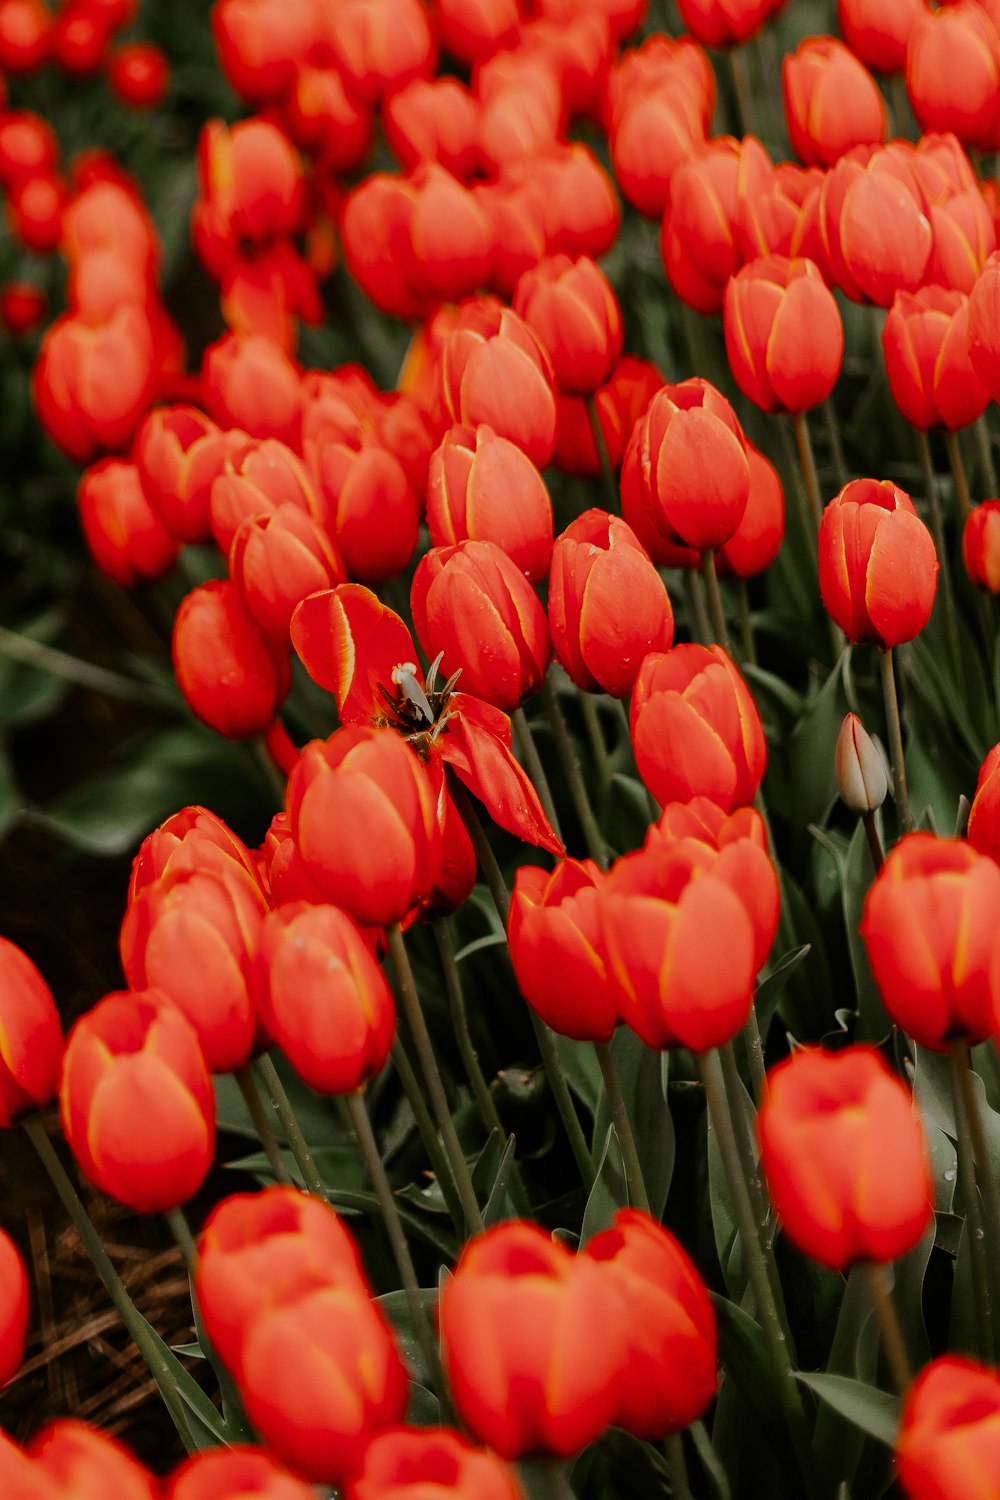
[580,1124,627,1244]
[134,1310,234,1451]
[375,1289,438,1390]
[482,1134,518,1227]
[605,771,656,856]
[797,1373,899,1447]
[786,650,850,828]
[552,1033,603,1117]
[591,1029,674,1219]
[754,945,812,1038]
[214,1054,344,1150]
[710,1294,788,1451]
[706,1093,743,1301]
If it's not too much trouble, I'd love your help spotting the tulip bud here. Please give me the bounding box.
[882,288,989,432]
[230,504,346,644]
[818,477,938,646]
[723,255,843,415]
[172,579,290,740]
[77,458,179,589]
[202,332,301,447]
[440,300,557,469]
[513,254,622,396]
[969,252,1000,402]
[0,1229,28,1386]
[210,436,322,554]
[426,423,553,583]
[343,1428,525,1500]
[783,36,886,166]
[133,405,235,545]
[508,859,615,1042]
[906,4,1000,152]
[820,147,932,306]
[166,1447,317,1500]
[715,440,785,579]
[33,306,157,464]
[836,713,889,813]
[837,0,922,75]
[0,936,64,1126]
[661,136,772,314]
[60,989,216,1213]
[896,1356,1000,1500]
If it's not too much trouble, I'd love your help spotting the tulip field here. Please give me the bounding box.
[6,0,1000,1494]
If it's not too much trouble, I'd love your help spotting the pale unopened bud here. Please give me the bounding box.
[836,712,888,812]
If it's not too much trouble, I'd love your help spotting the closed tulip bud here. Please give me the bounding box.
[836,712,889,813]
[758,1045,933,1269]
[230,504,346,643]
[130,806,264,904]
[60,989,215,1213]
[479,176,550,300]
[783,36,886,166]
[661,136,773,315]
[968,251,1000,402]
[620,425,700,571]
[0,936,63,1127]
[286,725,441,928]
[0,1230,27,1386]
[108,43,170,109]
[8,172,64,255]
[0,0,50,72]
[404,162,495,304]
[477,64,562,175]
[897,1356,1000,1500]
[923,179,995,296]
[631,378,751,551]
[77,458,179,589]
[548,509,674,698]
[584,1210,717,1438]
[133,405,234,545]
[411,540,550,711]
[197,118,306,245]
[308,434,421,584]
[172,579,290,740]
[255,903,395,1096]
[883,287,989,431]
[818,478,938,646]
[344,1427,525,1500]
[383,76,480,178]
[610,91,706,221]
[674,0,769,48]
[341,174,432,323]
[630,644,767,812]
[715,440,785,579]
[907,5,1000,151]
[167,1447,318,1500]
[323,0,436,106]
[724,255,843,415]
[195,1186,370,1379]
[861,832,1000,1048]
[552,355,664,478]
[212,0,320,104]
[427,423,553,582]
[27,1421,158,1499]
[837,0,922,75]
[531,144,621,261]
[967,742,1000,860]
[33,306,157,464]
[440,1220,628,1459]
[820,147,932,305]
[737,160,828,266]
[121,864,266,1073]
[440,299,557,470]
[513,254,622,396]
[508,858,615,1041]
[202,333,302,447]
[52,12,108,76]
[210,437,322,554]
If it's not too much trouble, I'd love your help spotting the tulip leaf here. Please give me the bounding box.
[591,1028,674,1219]
[134,1309,238,1451]
[796,1373,899,1447]
[605,771,657,857]
[552,1034,603,1117]
[706,1085,744,1301]
[689,1418,731,1500]
[754,944,812,1038]
[786,649,851,828]
[710,1294,788,1452]
[482,1134,518,1227]
[903,635,988,766]
[580,1124,627,1244]
[375,1289,438,1392]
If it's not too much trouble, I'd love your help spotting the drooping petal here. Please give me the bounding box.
[291,583,417,722]
[440,694,563,855]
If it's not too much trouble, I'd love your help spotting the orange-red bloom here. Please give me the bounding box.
[820,145,932,305]
[661,136,772,315]
[166,1447,317,1500]
[716,439,785,578]
[21,1420,157,1499]
[818,477,938,646]
[344,1428,525,1500]
[0,937,63,1127]
[439,299,557,470]
[513,254,622,396]
[882,286,989,430]
[896,1356,1000,1500]
[133,405,234,545]
[33,305,157,463]
[724,254,843,414]
[508,858,614,1041]
[783,36,886,166]
[969,250,1000,401]
[0,1228,28,1386]
[906,4,1000,151]
[230,505,346,644]
[837,0,922,74]
[426,423,553,582]
[966,742,1000,859]
[758,1045,933,1269]
[172,579,290,740]
[77,458,179,589]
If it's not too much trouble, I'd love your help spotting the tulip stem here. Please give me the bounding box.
[580,693,612,788]
[343,1090,450,1408]
[253,1053,329,1202]
[594,1041,650,1214]
[22,1114,198,1453]
[791,410,822,534]
[878,647,913,835]
[388,924,484,1237]
[944,429,973,525]
[699,548,731,652]
[391,1037,465,1233]
[862,1263,911,1396]
[861,810,885,873]
[587,397,619,513]
[719,1039,769,1229]
[513,707,563,842]
[726,45,756,136]
[664,1433,693,1500]
[822,398,848,490]
[540,673,610,868]
[736,580,757,666]
[448,776,596,1190]
[973,414,999,497]
[682,569,713,647]
[234,1065,293,1185]
[696,1049,818,1499]
[913,426,963,679]
[164,1207,197,1272]
[953,1041,1000,1321]
[949,1043,995,1364]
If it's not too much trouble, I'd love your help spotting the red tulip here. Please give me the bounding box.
[0,937,63,1127]
[172,579,290,740]
[723,254,843,414]
[818,477,938,646]
[783,35,886,166]
[508,858,615,1041]
[897,1356,1000,1500]
[882,286,989,430]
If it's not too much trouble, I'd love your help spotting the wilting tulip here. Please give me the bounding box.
[0,1229,28,1386]
[508,859,614,1041]
[426,423,553,581]
[882,287,989,430]
[585,1210,717,1438]
[861,833,1000,1049]
[723,255,843,414]
[256,903,396,1095]
[344,1427,525,1500]
[896,1356,1000,1500]
[167,1447,318,1500]
[439,300,557,469]
[818,478,938,646]
[783,36,886,166]
[410,540,550,711]
[77,458,179,589]
[172,579,290,740]
[548,510,674,698]
[0,937,63,1127]
[906,5,1000,151]
[440,1220,627,1459]
[513,254,622,396]
[60,990,215,1213]
[759,1045,933,1269]
[630,644,767,812]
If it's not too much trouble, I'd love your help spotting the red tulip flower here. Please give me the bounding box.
[508,858,614,1042]
[818,477,938,646]
[723,254,843,414]
[897,1356,1000,1500]
[343,1428,525,1500]
[783,36,887,166]
[882,287,989,431]
[0,936,63,1127]
[0,1229,28,1386]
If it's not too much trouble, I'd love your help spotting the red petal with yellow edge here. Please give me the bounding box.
[291,583,417,722]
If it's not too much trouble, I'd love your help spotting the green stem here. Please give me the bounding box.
[950,1043,995,1363]
[863,1262,912,1396]
[344,1091,450,1408]
[822,398,848,491]
[791,409,823,535]
[742,1006,767,1106]
[736,578,758,666]
[253,1054,329,1201]
[953,1040,1000,1319]
[862,810,885,873]
[580,693,612,788]
[726,45,756,135]
[513,706,563,843]
[449,777,595,1189]
[913,426,963,679]
[587,396,619,513]
[699,548,731,652]
[164,1207,197,1272]
[879,647,913,835]
[944,429,973,525]
[973,414,999,497]
[0,625,176,710]
[391,1037,465,1233]
[234,1065,292,1185]
[664,1433,693,1500]
[387,923,484,1237]
[719,1039,769,1227]
[540,673,609,868]
[594,1041,650,1213]
[253,734,288,810]
[681,568,712,646]
[696,1050,817,1498]
[22,1115,198,1452]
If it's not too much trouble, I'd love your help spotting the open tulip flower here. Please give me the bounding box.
[291,582,562,853]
